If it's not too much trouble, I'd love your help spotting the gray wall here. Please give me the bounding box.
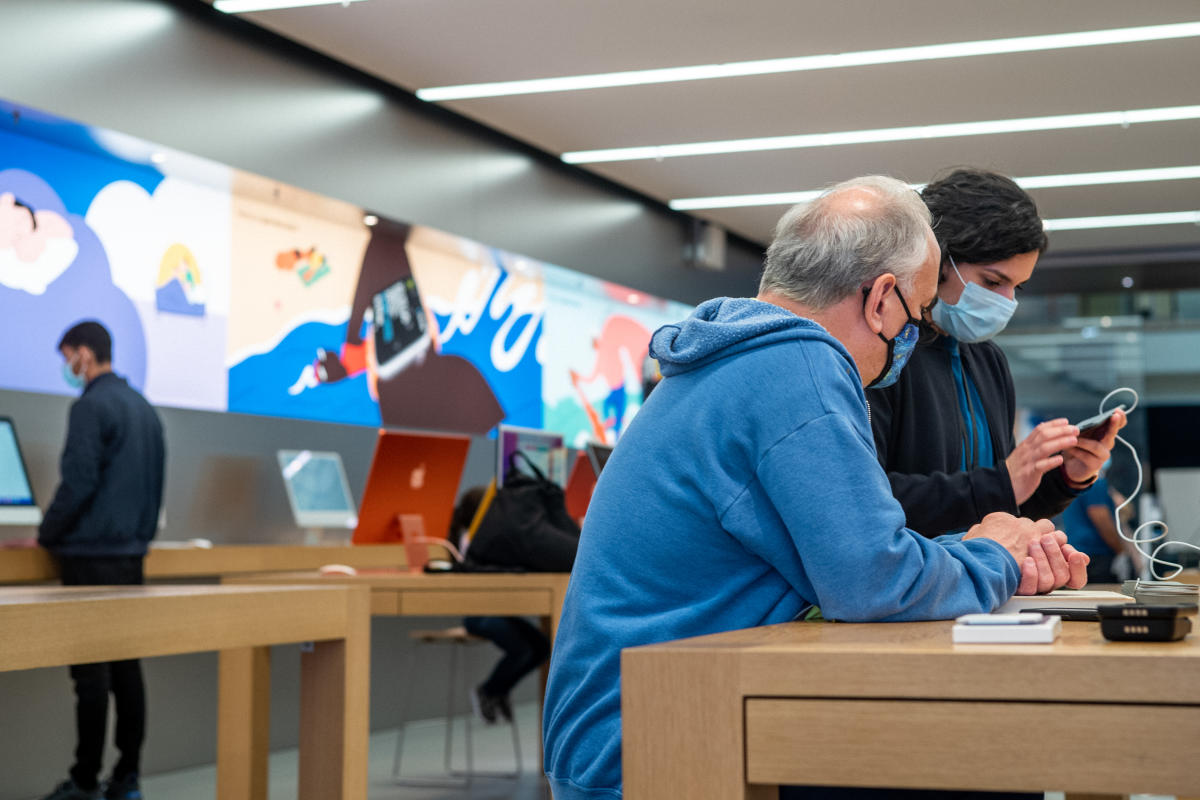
[0,0,768,794]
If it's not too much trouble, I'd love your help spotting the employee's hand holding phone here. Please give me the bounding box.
[1060,408,1126,487]
[1006,418,1079,504]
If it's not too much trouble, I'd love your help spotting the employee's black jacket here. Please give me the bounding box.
[38,372,165,557]
[866,326,1080,538]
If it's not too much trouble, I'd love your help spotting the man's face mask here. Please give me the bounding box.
[865,284,921,389]
[929,253,1018,343]
[62,353,85,390]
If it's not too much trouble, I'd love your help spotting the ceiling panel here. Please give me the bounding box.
[234,0,1200,88]
[210,0,1200,259]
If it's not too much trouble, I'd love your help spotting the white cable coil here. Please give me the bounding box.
[1100,387,1200,580]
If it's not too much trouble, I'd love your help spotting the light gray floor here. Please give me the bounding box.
[139,702,548,800]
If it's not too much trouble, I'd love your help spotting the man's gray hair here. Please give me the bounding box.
[759,175,931,310]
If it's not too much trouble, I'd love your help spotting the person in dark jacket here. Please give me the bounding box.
[38,321,165,800]
[867,169,1125,539]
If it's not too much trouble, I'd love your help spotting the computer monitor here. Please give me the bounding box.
[277,450,358,529]
[586,443,614,477]
[497,425,566,487]
[0,417,41,526]
[353,430,471,570]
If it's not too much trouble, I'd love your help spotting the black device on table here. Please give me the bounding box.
[1098,603,1195,642]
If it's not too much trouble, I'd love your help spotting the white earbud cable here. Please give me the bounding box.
[1100,387,1199,580]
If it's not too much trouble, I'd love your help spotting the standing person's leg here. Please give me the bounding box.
[58,558,113,793]
[66,663,110,792]
[108,658,145,783]
[104,557,146,792]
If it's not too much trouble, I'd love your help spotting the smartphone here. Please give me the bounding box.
[1074,404,1126,439]
[956,613,1046,625]
[1014,607,1101,622]
[370,277,431,380]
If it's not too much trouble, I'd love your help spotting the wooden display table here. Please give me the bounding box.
[622,619,1200,799]
[222,569,570,798]
[224,569,570,638]
[0,584,370,800]
[0,544,411,583]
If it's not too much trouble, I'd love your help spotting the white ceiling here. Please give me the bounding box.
[213,0,1200,253]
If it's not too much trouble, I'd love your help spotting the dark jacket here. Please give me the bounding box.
[38,372,165,557]
[866,326,1079,537]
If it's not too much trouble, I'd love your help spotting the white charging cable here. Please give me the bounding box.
[1099,387,1200,580]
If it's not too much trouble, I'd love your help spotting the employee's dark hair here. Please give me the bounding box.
[922,168,1048,266]
[58,320,112,364]
[450,485,488,537]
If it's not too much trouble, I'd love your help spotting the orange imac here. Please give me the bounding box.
[353,429,471,572]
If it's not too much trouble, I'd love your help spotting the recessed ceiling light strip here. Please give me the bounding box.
[214,0,368,13]
[670,166,1200,210]
[1043,211,1200,231]
[417,21,1200,101]
[565,105,1200,164]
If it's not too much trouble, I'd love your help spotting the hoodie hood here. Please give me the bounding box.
[650,297,853,377]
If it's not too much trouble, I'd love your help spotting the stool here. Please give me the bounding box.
[392,625,523,786]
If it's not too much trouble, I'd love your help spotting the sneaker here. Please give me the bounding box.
[470,686,498,724]
[103,773,142,800]
[495,694,514,723]
[40,780,101,800]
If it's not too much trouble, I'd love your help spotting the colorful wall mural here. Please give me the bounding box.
[0,99,692,438]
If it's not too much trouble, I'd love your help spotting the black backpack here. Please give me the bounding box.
[465,451,580,573]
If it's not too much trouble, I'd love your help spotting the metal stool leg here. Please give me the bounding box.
[446,641,522,781]
[394,637,469,787]
[509,707,523,776]
[391,641,419,778]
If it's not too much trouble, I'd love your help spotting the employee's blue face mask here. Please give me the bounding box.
[865,284,921,389]
[62,355,85,390]
[929,254,1017,343]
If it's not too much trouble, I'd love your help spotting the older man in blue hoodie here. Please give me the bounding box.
[543,175,1087,800]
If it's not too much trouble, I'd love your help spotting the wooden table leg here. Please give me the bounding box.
[217,646,271,800]
[298,586,370,800]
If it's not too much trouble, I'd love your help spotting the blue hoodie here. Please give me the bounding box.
[542,298,1020,800]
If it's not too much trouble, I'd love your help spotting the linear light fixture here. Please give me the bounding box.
[213,0,367,13]
[565,105,1200,164]
[1043,211,1200,231]
[416,21,1200,102]
[670,166,1200,210]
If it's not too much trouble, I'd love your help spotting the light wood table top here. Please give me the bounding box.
[622,619,1200,799]
[0,584,371,800]
[0,544,411,583]
[224,569,571,632]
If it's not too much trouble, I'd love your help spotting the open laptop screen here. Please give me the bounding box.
[0,417,42,525]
